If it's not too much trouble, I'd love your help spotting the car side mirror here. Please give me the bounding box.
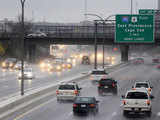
[121,95,125,99]
[150,95,154,99]
[96,100,99,103]
[150,86,153,89]
[79,88,82,90]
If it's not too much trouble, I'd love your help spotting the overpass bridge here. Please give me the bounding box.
[0,20,160,62]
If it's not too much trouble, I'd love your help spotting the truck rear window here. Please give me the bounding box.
[91,71,106,74]
[59,85,75,90]
[126,92,148,99]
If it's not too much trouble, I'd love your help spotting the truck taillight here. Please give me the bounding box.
[74,90,78,95]
[73,104,77,107]
[122,100,126,105]
[146,100,150,105]
[56,90,59,95]
[90,104,95,107]
[112,83,115,87]
[148,88,151,92]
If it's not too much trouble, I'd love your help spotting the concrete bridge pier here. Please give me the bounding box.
[26,44,36,63]
[120,45,129,62]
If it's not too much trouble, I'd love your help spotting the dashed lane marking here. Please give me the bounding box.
[157,112,160,117]
[14,97,56,120]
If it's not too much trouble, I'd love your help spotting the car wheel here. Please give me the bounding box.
[146,111,152,117]
[73,111,77,116]
[123,110,129,116]
[93,109,98,115]
[57,98,61,103]
[113,88,118,95]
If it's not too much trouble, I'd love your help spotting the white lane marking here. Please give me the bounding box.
[157,112,160,117]
[64,111,73,119]
[3,85,9,88]
[112,112,117,116]
[14,97,56,120]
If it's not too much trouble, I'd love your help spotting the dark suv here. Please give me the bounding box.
[98,78,118,95]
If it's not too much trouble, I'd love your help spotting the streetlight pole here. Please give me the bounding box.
[102,21,105,68]
[94,21,98,69]
[84,14,105,69]
[20,0,26,96]
[85,14,115,69]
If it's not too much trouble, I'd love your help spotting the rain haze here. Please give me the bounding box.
[0,0,158,22]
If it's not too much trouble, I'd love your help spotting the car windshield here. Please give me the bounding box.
[6,58,16,62]
[75,97,94,103]
[91,70,106,74]
[59,85,75,90]
[126,92,148,99]
[24,69,32,72]
[135,83,149,88]
[99,79,114,83]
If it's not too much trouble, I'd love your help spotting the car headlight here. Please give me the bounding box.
[72,59,76,63]
[106,57,110,60]
[18,73,22,77]
[57,66,61,70]
[62,64,65,67]
[9,63,13,67]
[67,64,71,68]
[79,54,83,58]
[67,59,71,63]
[2,62,6,67]
[112,57,115,60]
[40,63,45,68]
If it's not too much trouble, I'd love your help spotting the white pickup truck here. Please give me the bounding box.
[90,69,108,82]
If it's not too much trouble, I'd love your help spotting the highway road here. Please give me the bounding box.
[4,57,160,120]
[0,64,92,99]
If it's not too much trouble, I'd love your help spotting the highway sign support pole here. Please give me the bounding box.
[94,21,98,69]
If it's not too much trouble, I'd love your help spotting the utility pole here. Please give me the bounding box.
[20,0,26,96]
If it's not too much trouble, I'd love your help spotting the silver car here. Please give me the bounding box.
[56,82,82,101]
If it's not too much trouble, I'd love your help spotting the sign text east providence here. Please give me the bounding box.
[115,15,154,43]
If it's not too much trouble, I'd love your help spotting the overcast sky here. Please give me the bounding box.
[0,0,158,23]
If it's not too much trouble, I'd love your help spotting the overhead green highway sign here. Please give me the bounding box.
[139,9,155,14]
[115,14,154,43]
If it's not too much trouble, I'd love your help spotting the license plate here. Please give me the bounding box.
[104,86,108,88]
[81,105,86,107]
[134,108,139,111]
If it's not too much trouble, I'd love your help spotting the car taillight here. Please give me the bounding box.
[56,90,59,95]
[146,100,150,105]
[112,83,115,87]
[122,100,126,105]
[132,88,136,90]
[98,84,101,87]
[90,104,95,107]
[74,90,78,95]
[148,88,151,92]
[73,104,77,107]
[102,75,107,79]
